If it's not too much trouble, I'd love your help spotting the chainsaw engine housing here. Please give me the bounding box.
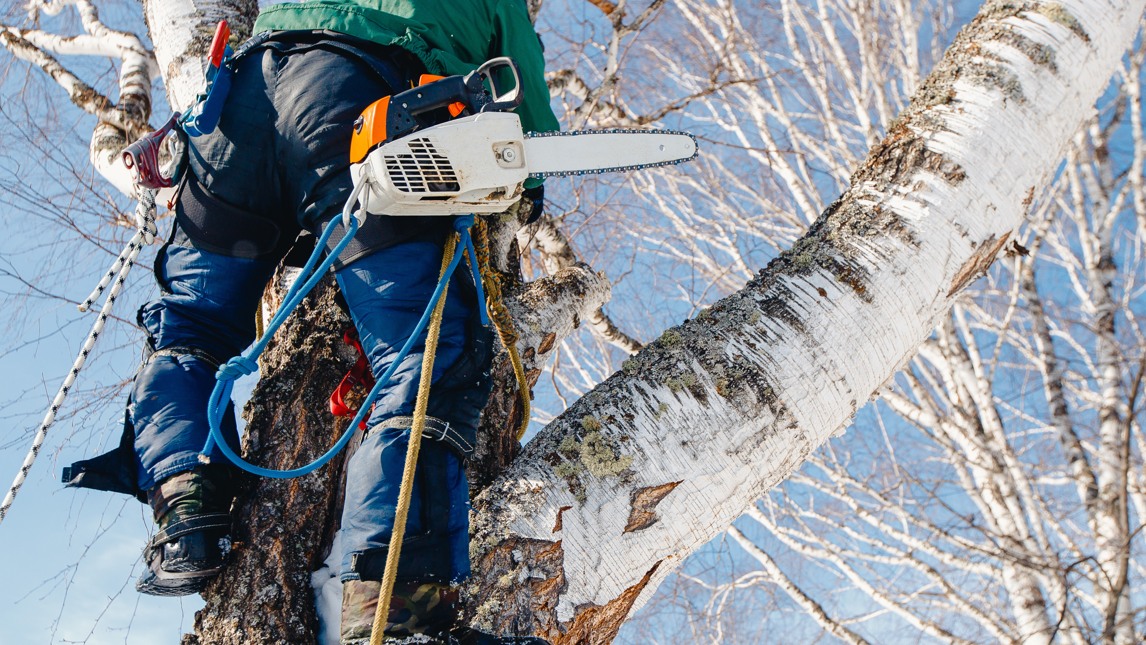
[351,112,529,216]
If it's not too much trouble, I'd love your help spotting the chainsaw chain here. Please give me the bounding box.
[523,128,698,178]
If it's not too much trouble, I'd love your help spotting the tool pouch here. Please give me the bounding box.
[60,407,146,502]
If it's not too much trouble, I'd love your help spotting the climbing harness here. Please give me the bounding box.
[122,21,268,190]
[0,190,159,525]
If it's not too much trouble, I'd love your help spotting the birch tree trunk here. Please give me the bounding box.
[143,0,258,111]
[466,1,1146,642]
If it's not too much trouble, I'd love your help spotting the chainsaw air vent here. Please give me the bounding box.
[383,138,461,194]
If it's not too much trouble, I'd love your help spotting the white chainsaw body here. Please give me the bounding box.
[351,112,529,216]
[350,110,697,217]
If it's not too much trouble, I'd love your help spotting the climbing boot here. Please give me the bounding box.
[340,579,550,645]
[136,466,233,596]
[342,580,459,643]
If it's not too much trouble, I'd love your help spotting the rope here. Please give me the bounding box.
[368,233,456,645]
[472,219,531,440]
[0,190,158,526]
[202,181,372,477]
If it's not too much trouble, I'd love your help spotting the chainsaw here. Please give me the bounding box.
[349,57,697,216]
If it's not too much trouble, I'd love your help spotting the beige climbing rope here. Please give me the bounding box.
[369,234,456,645]
[369,215,536,642]
[472,219,531,440]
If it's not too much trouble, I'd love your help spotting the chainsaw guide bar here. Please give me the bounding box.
[522,128,698,178]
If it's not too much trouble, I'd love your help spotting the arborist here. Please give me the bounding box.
[61,1,556,643]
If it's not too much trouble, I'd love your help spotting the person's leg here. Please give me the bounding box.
[133,46,298,596]
[130,229,283,594]
[335,240,487,641]
[254,40,474,639]
[266,39,545,642]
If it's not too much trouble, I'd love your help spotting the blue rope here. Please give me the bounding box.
[201,213,478,479]
[463,229,490,327]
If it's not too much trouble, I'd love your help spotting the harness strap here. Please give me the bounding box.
[150,512,232,546]
[368,415,474,460]
[143,513,232,582]
[146,346,223,369]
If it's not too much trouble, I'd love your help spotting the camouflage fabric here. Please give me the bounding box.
[341,580,459,643]
[146,466,232,529]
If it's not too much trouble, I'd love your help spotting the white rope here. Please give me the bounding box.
[0,190,158,525]
[80,192,157,311]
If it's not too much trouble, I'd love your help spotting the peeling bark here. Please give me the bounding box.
[623,481,681,533]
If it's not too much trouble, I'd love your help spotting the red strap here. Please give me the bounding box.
[329,329,376,430]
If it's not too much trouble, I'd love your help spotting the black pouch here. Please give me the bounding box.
[61,407,146,502]
[175,176,283,259]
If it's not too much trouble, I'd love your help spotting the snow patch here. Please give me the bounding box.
[312,530,343,645]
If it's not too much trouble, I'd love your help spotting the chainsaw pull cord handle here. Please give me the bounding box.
[201,178,484,478]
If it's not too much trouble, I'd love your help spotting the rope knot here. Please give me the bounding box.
[453,214,475,232]
[216,356,257,380]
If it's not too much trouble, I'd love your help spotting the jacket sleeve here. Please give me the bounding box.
[492,0,560,136]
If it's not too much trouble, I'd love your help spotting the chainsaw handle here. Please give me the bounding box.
[469,57,523,113]
[388,75,473,123]
[349,57,527,162]
[385,57,524,127]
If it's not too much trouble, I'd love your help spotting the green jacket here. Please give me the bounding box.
[254,0,560,137]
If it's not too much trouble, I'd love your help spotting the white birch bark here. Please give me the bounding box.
[142,0,257,112]
[2,1,158,194]
[469,0,1146,638]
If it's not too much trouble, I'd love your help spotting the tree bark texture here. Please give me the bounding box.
[140,0,1146,641]
[184,221,611,642]
[465,1,1146,642]
[186,275,354,644]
